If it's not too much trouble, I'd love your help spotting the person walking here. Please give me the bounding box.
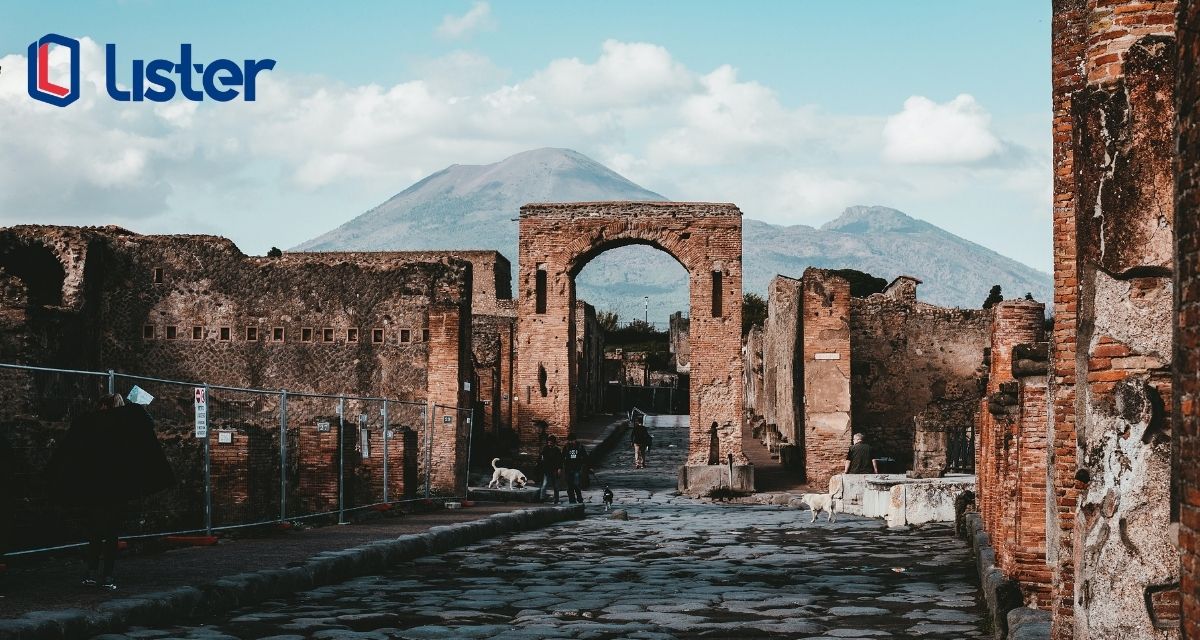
[843,432,880,475]
[537,435,563,504]
[630,417,652,469]
[47,393,173,591]
[561,434,591,504]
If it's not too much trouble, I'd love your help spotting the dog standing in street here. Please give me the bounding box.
[602,486,614,511]
[487,458,528,489]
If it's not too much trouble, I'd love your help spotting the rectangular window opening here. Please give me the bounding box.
[535,269,547,314]
[400,328,412,343]
[347,328,359,343]
[372,328,384,344]
[272,327,285,342]
[219,326,231,341]
[165,326,178,340]
[422,328,430,342]
[301,327,313,343]
[191,326,203,340]
[322,328,335,343]
[142,325,155,340]
[711,271,723,318]
[246,326,259,341]
[152,267,164,284]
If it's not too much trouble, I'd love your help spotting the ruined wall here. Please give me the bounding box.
[762,276,802,449]
[743,325,764,417]
[1050,1,1181,635]
[850,291,991,470]
[517,202,744,466]
[0,225,476,530]
[669,311,691,374]
[800,268,852,487]
[1176,1,1200,636]
[574,301,604,418]
[472,312,517,435]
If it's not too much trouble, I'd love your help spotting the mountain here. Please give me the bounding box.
[296,149,1052,323]
[296,148,666,252]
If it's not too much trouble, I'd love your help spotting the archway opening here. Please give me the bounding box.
[0,241,66,307]
[574,244,690,416]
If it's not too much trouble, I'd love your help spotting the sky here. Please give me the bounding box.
[0,1,1053,272]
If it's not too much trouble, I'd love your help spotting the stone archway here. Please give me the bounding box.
[516,201,751,493]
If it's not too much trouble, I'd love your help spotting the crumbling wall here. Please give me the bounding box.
[800,268,852,487]
[574,301,604,418]
[743,325,764,418]
[762,276,802,449]
[1175,1,1200,636]
[669,311,691,374]
[850,294,991,469]
[1051,1,1181,636]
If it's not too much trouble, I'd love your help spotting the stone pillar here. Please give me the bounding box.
[1013,343,1052,607]
[1071,1,1180,636]
[800,268,852,488]
[763,276,802,449]
[1177,2,1200,637]
[426,305,472,495]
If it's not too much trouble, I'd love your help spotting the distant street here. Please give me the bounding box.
[131,416,987,639]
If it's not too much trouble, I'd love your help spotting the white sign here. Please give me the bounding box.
[316,421,331,433]
[127,385,155,405]
[814,352,841,360]
[443,415,453,424]
[218,431,233,444]
[194,387,208,438]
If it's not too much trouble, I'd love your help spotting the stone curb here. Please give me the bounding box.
[962,512,1049,640]
[0,505,585,640]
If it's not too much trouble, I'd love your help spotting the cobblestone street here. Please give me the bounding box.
[129,416,987,639]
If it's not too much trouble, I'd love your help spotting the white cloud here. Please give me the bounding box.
[882,94,1005,164]
[436,2,496,40]
[0,37,1047,262]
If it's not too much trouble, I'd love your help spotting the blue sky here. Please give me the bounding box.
[0,1,1053,271]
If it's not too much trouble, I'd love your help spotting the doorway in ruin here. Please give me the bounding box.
[516,202,752,493]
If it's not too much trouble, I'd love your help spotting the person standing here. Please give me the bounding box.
[537,435,563,504]
[47,393,173,591]
[561,434,591,504]
[630,418,652,469]
[843,432,879,475]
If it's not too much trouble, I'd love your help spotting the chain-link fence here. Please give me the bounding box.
[0,363,464,558]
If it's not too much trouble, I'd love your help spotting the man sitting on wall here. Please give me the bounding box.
[844,433,879,474]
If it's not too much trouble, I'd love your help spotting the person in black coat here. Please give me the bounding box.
[630,418,652,469]
[47,393,173,590]
[561,435,591,504]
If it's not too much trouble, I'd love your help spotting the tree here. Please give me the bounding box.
[267,247,283,258]
[983,285,1003,309]
[742,292,767,337]
[597,310,619,332]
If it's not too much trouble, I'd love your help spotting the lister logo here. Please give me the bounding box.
[27,33,80,107]
[26,33,276,107]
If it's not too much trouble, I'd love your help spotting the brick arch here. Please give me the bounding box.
[516,201,748,478]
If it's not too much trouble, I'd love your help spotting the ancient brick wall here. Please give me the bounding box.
[1052,0,1181,635]
[472,312,517,434]
[1177,1,1200,636]
[669,311,691,374]
[762,276,802,449]
[743,325,764,417]
[517,202,744,465]
[0,226,477,539]
[799,268,852,487]
[849,291,991,470]
[574,301,604,418]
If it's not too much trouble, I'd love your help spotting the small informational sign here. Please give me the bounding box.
[814,352,841,360]
[385,429,394,439]
[443,415,453,424]
[218,431,233,444]
[463,381,471,392]
[316,421,331,433]
[194,387,208,439]
[127,385,155,405]
[360,428,370,459]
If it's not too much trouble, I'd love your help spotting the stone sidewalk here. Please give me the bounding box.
[0,503,582,637]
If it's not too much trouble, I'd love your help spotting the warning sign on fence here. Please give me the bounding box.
[194,387,208,438]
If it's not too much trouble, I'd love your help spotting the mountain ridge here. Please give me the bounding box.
[296,148,1052,322]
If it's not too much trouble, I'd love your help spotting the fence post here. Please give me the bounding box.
[279,389,288,522]
[381,400,390,504]
[203,383,212,535]
[464,406,475,497]
[422,403,431,499]
[106,369,115,395]
[337,396,346,525]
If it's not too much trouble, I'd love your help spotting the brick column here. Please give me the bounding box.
[800,268,852,487]
[1176,1,1200,636]
[426,305,472,495]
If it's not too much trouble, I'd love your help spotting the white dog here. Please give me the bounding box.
[800,492,836,523]
[487,458,528,489]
